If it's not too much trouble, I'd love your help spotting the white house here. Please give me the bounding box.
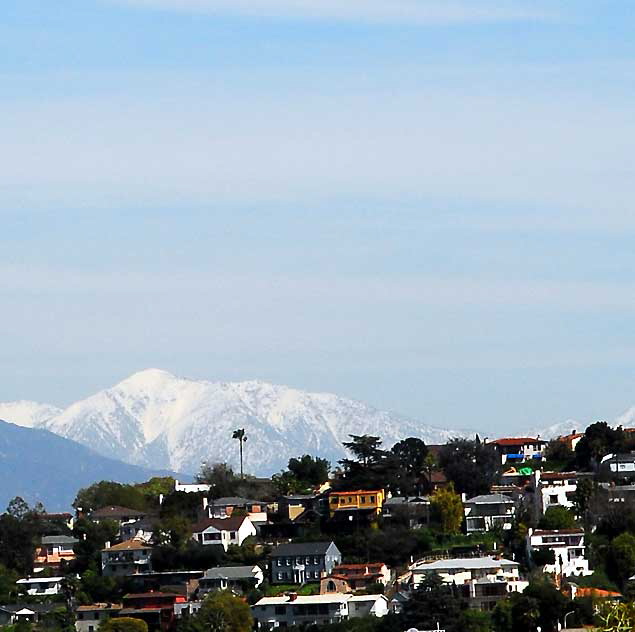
[409,557,527,611]
[463,494,515,533]
[534,471,584,519]
[191,515,256,551]
[527,528,592,578]
[252,593,387,628]
[17,576,65,596]
[488,437,546,465]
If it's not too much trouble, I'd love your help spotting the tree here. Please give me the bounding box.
[439,439,499,498]
[232,429,248,479]
[430,483,463,534]
[512,578,568,632]
[197,463,240,497]
[390,438,429,495]
[6,496,30,520]
[271,471,304,495]
[573,477,594,519]
[596,600,635,632]
[575,421,623,470]
[538,506,576,530]
[460,609,491,632]
[401,573,464,632]
[610,532,635,584]
[342,435,386,467]
[287,455,330,486]
[73,481,147,513]
[193,590,253,632]
[101,617,148,632]
[0,514,37,574]
[391,438,428,477]
[544,439,574,465]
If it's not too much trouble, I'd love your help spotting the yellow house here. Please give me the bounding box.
[328,489,385,518]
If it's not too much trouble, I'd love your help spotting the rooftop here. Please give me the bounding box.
[465,494,514,504]
[203,566,260,580]
[91,506,146,519]
[489,437,544,446]
[191,515,250,533]
[271,541,337,556]
[412,556,518,572]
[103,539,152,552]
[329,490,382,496]
[40,535,79,545]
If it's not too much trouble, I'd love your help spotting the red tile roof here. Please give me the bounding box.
[490,437,544,446]
[574,587,621,599]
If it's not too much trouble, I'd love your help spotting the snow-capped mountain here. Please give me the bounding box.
[0,369,469,476]
[0,401,62,429]
[532,409,635,441]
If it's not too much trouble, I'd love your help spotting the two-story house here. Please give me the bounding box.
[488,437,546,465]
[269,542,342,584]
[463,494,516,533]
[252,593,388,628]
[33,535,79,571]
[191,515,256,551]
[75,604,122,632]
[327,490,385,519]
[534,471,591,519]
[101,540,153,577]
[526,528,592,578]
[409,557,527,611]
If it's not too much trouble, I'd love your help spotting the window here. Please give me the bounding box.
[361,496,366,503]
[77,613,84,620]
[88,627,94,632]
[286,558,291,566]
[274,606,286,616]
[230,531,237,539]
[277,559,283,566]
[277,573,283,580]
[370,496,375,503]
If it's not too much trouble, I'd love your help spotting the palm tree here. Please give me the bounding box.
[232,428,247,478]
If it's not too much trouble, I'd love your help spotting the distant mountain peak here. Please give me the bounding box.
[0,369,470,476]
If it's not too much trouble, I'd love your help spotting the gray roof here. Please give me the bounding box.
[465,494,514,505]
[209,497,261,506]
[384,496,429,506]
[271,541,339,557]
[41,535,79,545]
[203,566,260,580]
[412,556,518,572]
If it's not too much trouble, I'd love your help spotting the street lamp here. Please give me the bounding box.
[563,610,575,630]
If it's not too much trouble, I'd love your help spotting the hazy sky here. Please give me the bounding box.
[2,1,635,434]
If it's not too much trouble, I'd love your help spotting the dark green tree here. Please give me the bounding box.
[538,506,576,530]
[401,573,464,632]
[439,438,499,498]
[287,455,330,486]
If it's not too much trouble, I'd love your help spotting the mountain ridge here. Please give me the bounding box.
[1,369,471,476]
[0,418,184,511]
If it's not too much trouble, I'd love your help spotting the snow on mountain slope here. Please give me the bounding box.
[0,401,61,428]
[35,369,469,475]
[533,408,635,441]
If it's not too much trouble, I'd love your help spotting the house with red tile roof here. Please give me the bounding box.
[488,437,547,465]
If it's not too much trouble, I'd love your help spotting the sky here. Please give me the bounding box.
[2,0,635,435]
